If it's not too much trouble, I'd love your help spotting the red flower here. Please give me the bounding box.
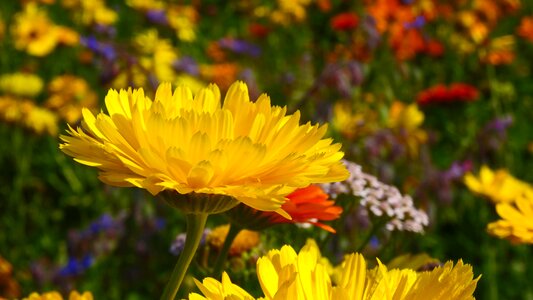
[249,23,270,38]
[417,83,479,105]
[331,12,359,31]
[262,185,343,233]
[425,40,444,57]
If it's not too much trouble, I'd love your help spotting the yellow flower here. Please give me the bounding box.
[23,291,93,300]
[60,81,348,214]
[0,73,43,97]
[487,190,533,244]
[388,101,424,131]
[24,105,59,135]
[11,4,78,56]
[387,101,427,157]
[11,4,59,56]
[208,224,260,256]
[403,260,479,300]
[271,0,311,25]
[464,165,532,203]
[126,0,165,10]
[0,97,58,135]
[135,30,178,84]
[167,5,197,42]
[191,241,479,299]
[190,272,255,300]
[45,75,98,124]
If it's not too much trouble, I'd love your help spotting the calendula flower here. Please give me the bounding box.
[487,190,533,244]
[0,73,43,97]
[208,225,260,256]
[45,75,98,124]
[191,272,255,300]
[464,165,532,203]
[11,3,78,56]
[260,185,342,233]
[23,291,93,300]
[60,81,348,214]
[191,240,479,299]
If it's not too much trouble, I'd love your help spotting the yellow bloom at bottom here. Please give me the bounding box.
[23,291,92,300]
[190,241,479,300]
[488,190,533,244]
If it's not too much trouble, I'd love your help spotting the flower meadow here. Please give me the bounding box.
[0,0,532,299]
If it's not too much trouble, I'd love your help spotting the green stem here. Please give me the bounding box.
[212,223,241,277]
[355,218,387,253]
[160,213,208,300]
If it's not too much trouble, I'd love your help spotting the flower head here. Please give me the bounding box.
[464,165,532,203]
[23,291,93,300]
[60,81,348,214]
[330,12,359,31]
[487,190,533,244]
[11,4,78,56]
[321,160,429,233]
[207,225,260,256]
[45,75,98,124]
[190,240,479,299]
[0,73,43,98]
[261,185,343,233]
[416,83,479,105]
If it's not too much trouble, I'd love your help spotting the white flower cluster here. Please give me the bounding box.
[321,160,429,233]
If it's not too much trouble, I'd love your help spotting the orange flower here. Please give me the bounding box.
[517,16,533,42]
[261,185,343,233]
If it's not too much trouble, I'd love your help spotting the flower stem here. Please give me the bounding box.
[212,223,241,277]
[355,217,387,252]
[160,213,208,300]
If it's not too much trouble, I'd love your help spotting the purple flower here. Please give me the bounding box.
[404,16,426,29]
[146,9,168,25]
[218,38,261,57]
[173,56,199,75]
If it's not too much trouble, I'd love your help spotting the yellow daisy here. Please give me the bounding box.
[191,240,479,300]
[487,190,533,244]
[464,165,532,203]
[23,291,93,300]
[60,81,348,214]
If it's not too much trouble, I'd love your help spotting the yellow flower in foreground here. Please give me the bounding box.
[208,224,260,256]
[23,291,92,300]
[191,240,479,300]
[60,81,348,213]
[487,190,533,244]
[191,272,254,300]
[464,165,532,203]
